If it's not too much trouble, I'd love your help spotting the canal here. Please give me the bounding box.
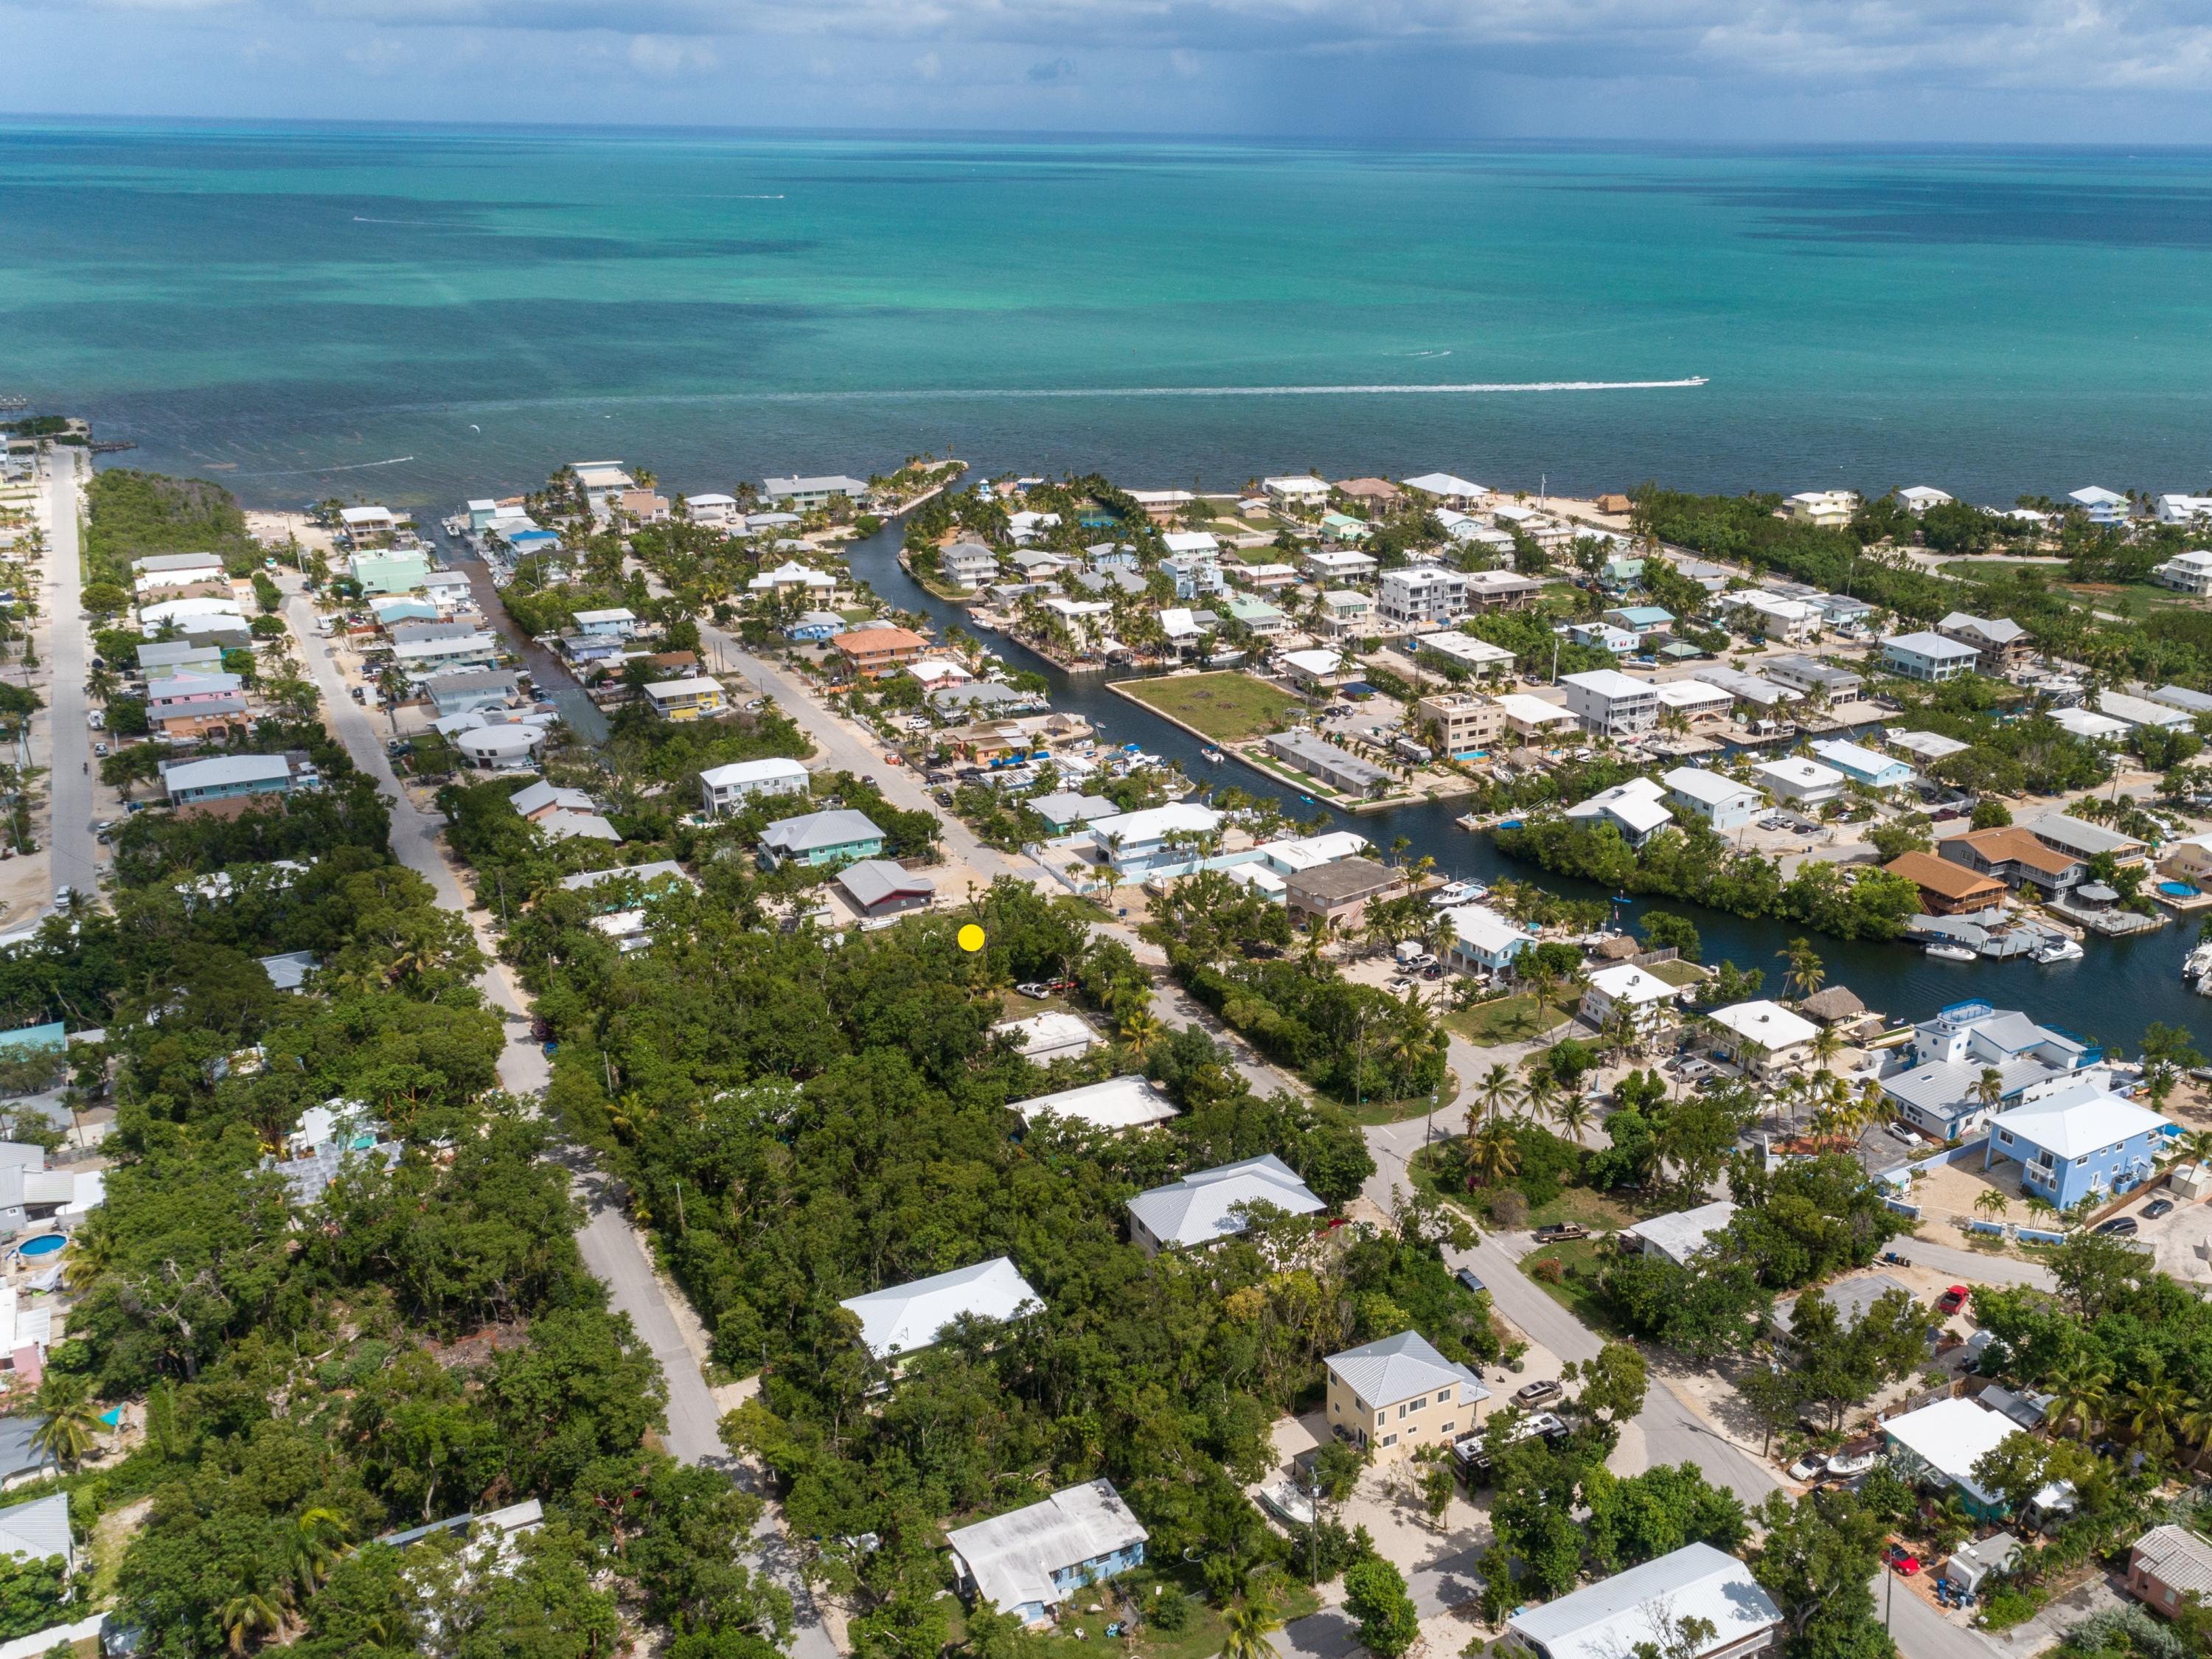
[841,520,2208,1054]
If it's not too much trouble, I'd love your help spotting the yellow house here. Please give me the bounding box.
[645,676,727,722]
[1324,1330,1492,1461]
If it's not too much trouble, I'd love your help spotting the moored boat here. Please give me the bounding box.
[2032,939,2084,964]
[1924,943,1978,962]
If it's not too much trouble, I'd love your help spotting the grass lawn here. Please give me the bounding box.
[1032,1574,1321,1659]
[1409,1144,1638,1235]
[1122,672,1304,742]
[1446,995,1571,1046]
[1517,1235,1625,1333]
[1938,560,2206,619]
[1645,958,1707,989]
[1346,1067,1461,1127]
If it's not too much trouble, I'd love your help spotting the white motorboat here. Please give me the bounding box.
[2033,939,2084,964]
[1200,747,1225,764]
[1924,943,1978,963]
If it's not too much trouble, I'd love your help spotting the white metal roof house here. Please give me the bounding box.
[1506,1543,1781,1659]
[1662,767,1761,831]
[1564,777,1673,846]
[1623,1199,1738,1266]
[0,1491,73,1572]
[1706,1001,1818,1077]
[699,757,810,816]
[945,1481,1148,1627]
[1883,631,1982,684]
[1580,963,1684,1038]
[838,1256,1043,1363]
[1013,1077,1177,1133]
[1881,1397,2018,1517]
[1750,755,1844,804]
[1126,1154,1323,1254]
[991,1012,1099,1065]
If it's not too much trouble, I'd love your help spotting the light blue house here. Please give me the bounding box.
[1807,738,1916,790]
[1602,605,1675,639]
[1983,1085,2177,1208]
[1438,903,1535,975]
[1882,1001,2104,1140]
[1882,631,1980,683]
[946,1481,1147,1627]
[0,1022,66,1062]
[1161,553,1225,599]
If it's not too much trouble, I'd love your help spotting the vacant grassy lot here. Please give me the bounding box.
[1646,958,1707,988]
[1446,995,1571,1046]
[1121,672,1304,741]
[1938,560,2204,618]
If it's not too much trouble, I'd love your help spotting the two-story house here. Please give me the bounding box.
[1324,1329,1490,1460]
[1982,1085,2176,1208]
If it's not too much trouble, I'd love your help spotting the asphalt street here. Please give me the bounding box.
[43,451,96,908]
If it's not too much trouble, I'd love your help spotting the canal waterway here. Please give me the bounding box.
[841,520,2209,1054]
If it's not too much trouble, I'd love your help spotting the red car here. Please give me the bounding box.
[1885,1544,1921,1576]
[1937,1285,1969,1315]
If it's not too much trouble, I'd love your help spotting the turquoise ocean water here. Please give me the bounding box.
[6,122,2212,511]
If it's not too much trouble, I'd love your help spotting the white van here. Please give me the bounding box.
[86,709,104,731]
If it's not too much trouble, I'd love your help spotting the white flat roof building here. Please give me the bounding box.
[838,1256,1043,1361]
[1507,1543,1781,1659]
[1013,1076,1177,1133]
[945,1481,1147,1626]
[1413,631,1517,674]
[992,1012,1099,1065]
[1623,1198,1739,1266]
[1751,756,1844,803]
[1882,1397,2016,1509]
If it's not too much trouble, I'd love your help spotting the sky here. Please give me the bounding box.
[10,0,2212,141]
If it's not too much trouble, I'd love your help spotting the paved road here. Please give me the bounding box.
[1888,1236,2055,1291]
[42,451,96,905]
[287,586,840,1659]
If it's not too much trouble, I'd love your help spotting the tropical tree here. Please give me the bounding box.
[1973,1189,2009,1223]
[1463,1118,1521,1190]
[29,1373,102,1471]
[1223,1595,1283,1659]
[1778,939,1826,1002]
[1809,1026,1843,1077]
[1972,1066,2006,1121]
[1474,1063,1517,1127]
[220,1576,286,1655]
[2045,1354,2113,1441]
[2123,1356,2188,1464]
[1119,1009,1166,1057]
[282,1507,352,1607]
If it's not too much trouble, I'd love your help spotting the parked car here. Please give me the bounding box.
[1787,1453,1828,1481]
[1513,1379,1565,1408]
[1885,1122,1919,1144]
[1015,982,1051,1000]
[1885,1545,1921,1576]
[1937,1285,1969,1315]
[92,742,108,758]
[2095,1217,2139,1237]
[1454,1267,1486,1295]
[2144,1199,2175,1220]
[1532,1222,1589,1243]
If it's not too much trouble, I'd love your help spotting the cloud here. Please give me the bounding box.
[627,31,716,73]
[912,48,941,78]
[1026,55,1074,81]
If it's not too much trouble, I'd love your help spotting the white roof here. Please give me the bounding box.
[0,1492,72,1569]
[1401,472,1486,497]
[700,757,809,788]
[1559,668,1652,700]
[2070,485,2126,507]
[1088,801,1222,846]
[686,492,737,507]
[1325,1329,1487,1409]
[1587,963,1681,1008]
[992,1012,1098,1057]
[1808,738,1905,777]
[1655,680,1733,711]
[139,597,246,622]
[560,861,694,893]
[1014,1076,1176,1131]
[1264,474,1329,492]
[1495,693,1578,726]
[947,1481,1147,1615]
[1281,648,1343,677]
[164,753,292,791]
[1898,486,1952,507]
[1886,630,1981,661]
[1161,531,1218,555]
[1414,631,1515,667]
[906,657,972,681]
[1992,1085,2172,1161]
[1938,611,2027,644]
[1753,757,1843,790]
[2097,690,2193,729]
[1159,607,1200,639]
[1441,902,1526,957]
[1509,1543,1780,1659]
[647,676,724,698]
[1567,777,1672,835]
[1661,766,1758,808]
[838,1256,1042,1360]
[2053,708,2130,742]
[1709,1000,1818,1051]
[1127,1153,1324,1248]
[1883,1397,2016,1504]
[1887,729,1969,760]
[1626,1198,1738,1265]
[571,607,636,625]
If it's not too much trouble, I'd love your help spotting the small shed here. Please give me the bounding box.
[1944,1531,2020,1594]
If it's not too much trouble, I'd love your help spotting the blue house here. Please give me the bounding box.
[946,1481,1147,1628]
[1983,1085,2177,1208]
[0,1022,65,1062]
[1808,738,1916,790]
[757,808,886,870]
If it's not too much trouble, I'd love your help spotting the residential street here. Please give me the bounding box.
[284,584,840,1659]
[42,448,96,908]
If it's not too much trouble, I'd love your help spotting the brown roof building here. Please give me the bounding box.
[1887,851,2006,916]
[1284,857,1408,932]
[1335,478,1404,511]
[832,627,929,678]
[1939,824,2087,897]
[1595,493,1634,515]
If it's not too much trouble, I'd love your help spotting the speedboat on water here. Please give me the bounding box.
[2032,939,2084,964]
[1924,943,1978,963]
[1201,748,1225,764]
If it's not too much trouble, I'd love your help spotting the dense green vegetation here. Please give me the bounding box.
[85,470,260,585]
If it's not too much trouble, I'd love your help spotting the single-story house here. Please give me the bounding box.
[0,1491,73,1573]
[1750,757,1844,805]
[1809,739,1915,790]
[992,1011,1098,1065]
[1012,1077,1177,1133]
[644,677,726,721]
[1621,1199,1737,1267]
[1882,1397,2018,1519]
[1662,767,1761,832]
[2127,1526,2212,1620]
[1705,1001,1818,1077]
[839,1256,1043,1363]
[1126,1153,1324,1254]
[1505,1543,1782,1659]
[1563,778,1673,848]
[946,1481,1147,1627]
[836,859,937,918]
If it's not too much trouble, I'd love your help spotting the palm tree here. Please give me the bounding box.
[2179,1397,2212,1474]
[2045,1354,2113,1441]
[1463,1117,1521,1189]
[220,1579,285,1656]
[282,1507,352,1607]
[29,1374,102,1471]
[1549,1089,1594,1148]
[1521,1070,1561,1133]
[1809,1026,1843,1077]
[2124,1357,2186,1464]
[1223,1596,1283,1659]
[1973,1189,2009,1223]
[1119,1009,1166,1058]
[1972,1066,2006,1122]
[1778,939,1826,1001]
[1475,1062,1517,1127]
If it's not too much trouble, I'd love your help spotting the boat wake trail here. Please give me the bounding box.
[382,378,1707,418]
[232,455,417,478]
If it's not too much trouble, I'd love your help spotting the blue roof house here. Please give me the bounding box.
[1807,739,1916,790]
[1983,1085,2177,1208]
[0,1023,65,1062]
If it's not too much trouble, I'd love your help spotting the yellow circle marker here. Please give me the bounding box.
[957,923,987,953]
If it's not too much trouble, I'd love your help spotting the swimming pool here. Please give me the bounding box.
[2160,881,2199,897]
[16,1235,66,1259]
